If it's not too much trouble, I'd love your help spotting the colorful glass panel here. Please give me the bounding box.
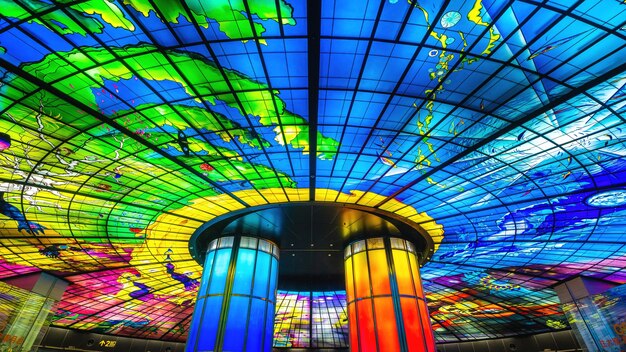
[345,237,435,351]
[187,236,278,352]
[0,0,624,346]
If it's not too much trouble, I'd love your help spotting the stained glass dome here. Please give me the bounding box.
[0,0,625,346]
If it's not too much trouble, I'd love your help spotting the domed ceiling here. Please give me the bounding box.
[1,0,626,346]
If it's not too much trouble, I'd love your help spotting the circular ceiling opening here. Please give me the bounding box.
[189,202,435,290]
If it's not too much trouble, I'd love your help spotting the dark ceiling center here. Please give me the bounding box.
[189,202,434,290]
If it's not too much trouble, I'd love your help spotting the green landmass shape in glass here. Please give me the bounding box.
[118,103,271,150]
[0,0,295,42]
[0,44,338,159]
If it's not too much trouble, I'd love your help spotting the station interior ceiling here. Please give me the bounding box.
[1,0,626,347]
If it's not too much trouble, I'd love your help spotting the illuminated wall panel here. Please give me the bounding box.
[274,291,310,347]
[0,275,67,352]
[274,290,348,348]
[556,279,626,351]
[345,237,435,352]
[311,291,349,348]
[186,236,279,352]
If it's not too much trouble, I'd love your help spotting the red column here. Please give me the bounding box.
[344,237,435,352]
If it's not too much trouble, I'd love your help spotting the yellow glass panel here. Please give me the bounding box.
[392,249,415,296]
[408,253,426,299]
[368,249,391,296]
[353,252,371,299]
[345,256,355,301]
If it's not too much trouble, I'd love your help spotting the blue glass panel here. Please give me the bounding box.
[268,257,279,298]
[232,248,256,295]
[198,251,215,297]
[264,299,276,351]
[223,296,250,351]
[253,251,271,298]
[185,296,205,350]
[208,249,232,295]
[195,296,223,352]
[246,299,268,351]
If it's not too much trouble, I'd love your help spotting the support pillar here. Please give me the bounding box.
[555,277,625,351]
[186,235,279,352]
[344,237,435,352]
[0,272,68,352]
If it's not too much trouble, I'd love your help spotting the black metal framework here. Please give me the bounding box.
[0,0,625,345]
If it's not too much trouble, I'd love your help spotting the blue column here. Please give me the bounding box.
[186,236,279,352]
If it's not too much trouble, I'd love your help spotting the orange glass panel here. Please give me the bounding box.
[345,256,355,302]
[401,297,427,352]
[368,250,391,296]
[409,253,426,298]
[353,252,371,299]
[424,330,436,352]
[357,299,377,352]
[392,249,415,296]
[345,238,434,351]
[418,300,435,348]
[348,302,359,352]
[373,297,400,352]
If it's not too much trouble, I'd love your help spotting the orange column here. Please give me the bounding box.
[344,237,436,352]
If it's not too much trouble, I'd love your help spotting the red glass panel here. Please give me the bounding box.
[418,300,435,349]
[348,302,359,352]
[357,299,377,352]
[401,297,427,352]
[374,297,400,352]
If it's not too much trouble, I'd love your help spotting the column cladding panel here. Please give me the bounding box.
[344,237,435,352]
[186,236,279,352]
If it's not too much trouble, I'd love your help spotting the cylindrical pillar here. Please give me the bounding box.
[344,237,435,352]
[186,235,279,352]
[1,273,68,351]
